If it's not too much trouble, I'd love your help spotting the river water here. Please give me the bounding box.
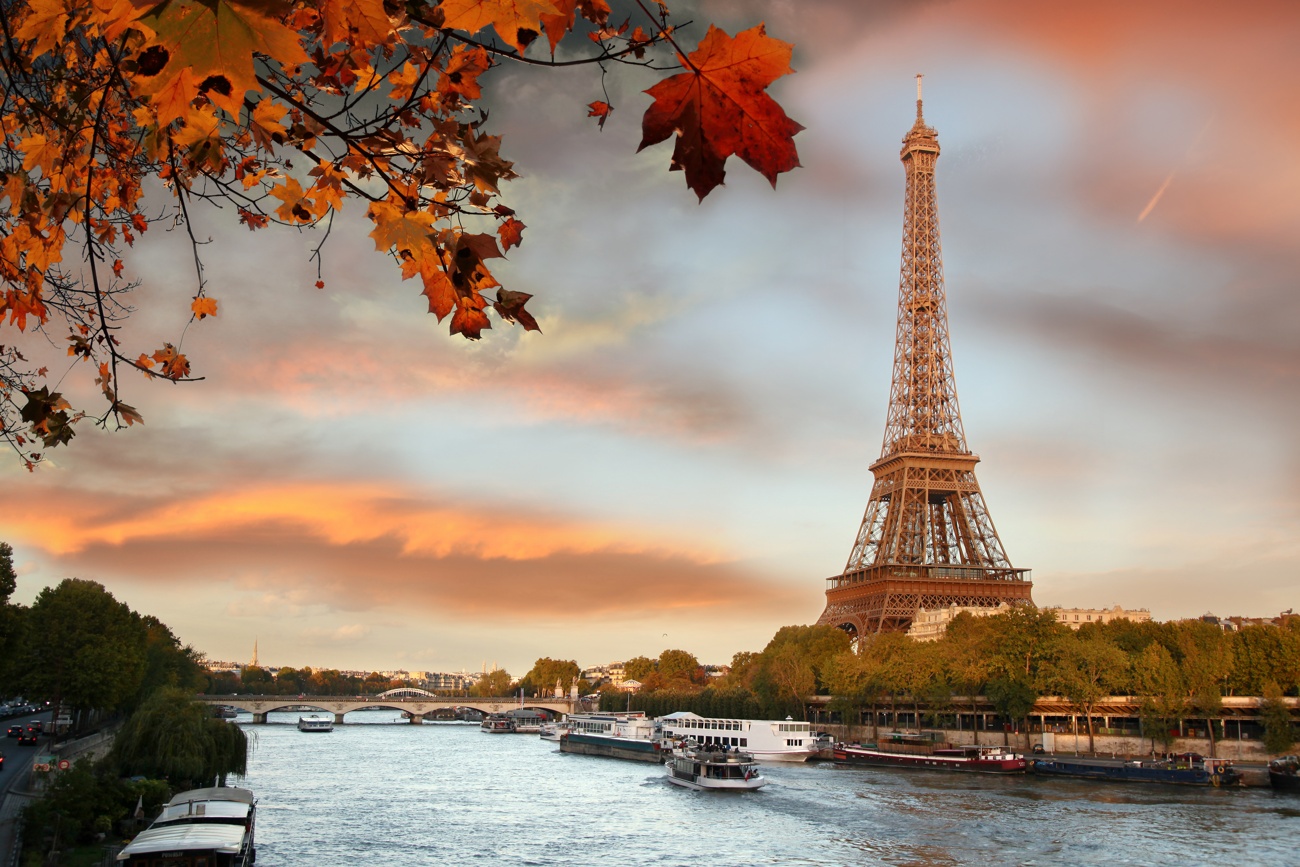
[236,711,1295,866]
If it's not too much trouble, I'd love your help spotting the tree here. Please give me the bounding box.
[470,668,513,697]
[134,615,205,707]
[942,612,993,745]
[111,688,249,787]
[1044,635,1129,754]
[1134,642,1184,752]
[0,541,14,603]
[16,578,146,717]
[1176,620,1234,757]
[519,657,580,696]
[1260,681,1296,756]
[0,542,20,694]
[623,656,657,682]
[986,676,1037,749]
[985,605,1066,683]
[0,0,803,467]
[656,649,705,690]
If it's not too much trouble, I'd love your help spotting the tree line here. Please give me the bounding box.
[0,543,249,858]
[592,610,1298,757]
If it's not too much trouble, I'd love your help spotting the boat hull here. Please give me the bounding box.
[834,746,1027,774]
[560,732,666,763]
[665,772,766,791]
[1031,758,1238,786]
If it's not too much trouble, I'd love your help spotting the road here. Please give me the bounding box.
[0,709,53,863]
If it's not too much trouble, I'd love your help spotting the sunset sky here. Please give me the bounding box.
[3,0,1298,675]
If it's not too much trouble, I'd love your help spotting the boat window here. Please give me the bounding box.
[741,738,747,746]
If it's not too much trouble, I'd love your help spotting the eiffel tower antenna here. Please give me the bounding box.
[817,80,1032,636]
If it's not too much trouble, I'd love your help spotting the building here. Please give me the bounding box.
[907,603,1010,642]
[1050,605,1151,629]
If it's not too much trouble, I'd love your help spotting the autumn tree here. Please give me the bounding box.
[622,655,657,682]
[1176,620,1234,757]
[111,687,249,787]
[0,0,803,467]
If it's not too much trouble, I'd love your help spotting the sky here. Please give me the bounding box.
[3,0,1299,675]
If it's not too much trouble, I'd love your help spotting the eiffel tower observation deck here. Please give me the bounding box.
[817,78,1032,636]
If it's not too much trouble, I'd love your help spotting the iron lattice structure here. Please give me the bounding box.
[817,81,1032,636]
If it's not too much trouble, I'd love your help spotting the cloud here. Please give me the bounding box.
[7,478,804,622]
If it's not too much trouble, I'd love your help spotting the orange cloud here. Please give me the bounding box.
[7,480,807,621]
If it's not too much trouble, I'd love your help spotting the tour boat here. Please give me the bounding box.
[539,720,570,741]
[481,714,515,733]
[559,712,673,763]
[834,734,1027,774]
[118,786,256,866]
[657,712,827,762]
[665,745,767,791]
[1032,753,1240,786]
[296,714,334,732]
[1268,756,1300,792]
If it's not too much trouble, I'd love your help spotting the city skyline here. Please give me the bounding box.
[3,0,1298,674]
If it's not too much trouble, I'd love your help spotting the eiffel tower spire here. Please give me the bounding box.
[818,79,1032,636]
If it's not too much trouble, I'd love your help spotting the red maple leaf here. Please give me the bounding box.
[639,24,803,200]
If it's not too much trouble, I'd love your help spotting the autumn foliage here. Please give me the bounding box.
[0,0,801,467]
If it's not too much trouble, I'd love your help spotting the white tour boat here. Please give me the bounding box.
[118,786,256,867]
[657,712,826,762]
[297,714,334,732]
[666,745,767,791]
[539,719,570,741]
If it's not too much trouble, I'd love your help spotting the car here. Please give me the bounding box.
[17,726,38,745]
[0,750,5,770]
[5,725,21,738]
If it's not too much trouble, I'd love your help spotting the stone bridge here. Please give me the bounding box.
[197,688,582,724]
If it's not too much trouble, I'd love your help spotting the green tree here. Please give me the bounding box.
[1176,620,1234,757]
[1044,635,1129,754]
[1134,642,1184,751]
[942,612,994,745]
[470,669,514,697]
[1230,624,1300,696]
[239,665,274,693]
[0,541,14,603]
[17,578,146,718]
[111,688,249,788]
[987,676,1037,748]
[1260,681,1296,755]
[0,542,21,695]
[986,605,1066,682]
[753,643,815,719]
[519,658,581,697]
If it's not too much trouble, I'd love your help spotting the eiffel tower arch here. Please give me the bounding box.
[817,78,1032,637]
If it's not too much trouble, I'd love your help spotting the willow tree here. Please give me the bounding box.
[112,688,249,788]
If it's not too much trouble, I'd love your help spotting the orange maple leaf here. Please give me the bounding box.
[439,0,560,54]
[587,100,611,129]
[136,0,310,115]
[438,45,491,100]
[639,24,803,200]
[450,291,491,339]
[318,0,393,50]
[497,216,525,250]
[191,296,219,319]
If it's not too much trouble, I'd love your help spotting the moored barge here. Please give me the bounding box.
[1031,753,1240,787]
[834,738,1027,774]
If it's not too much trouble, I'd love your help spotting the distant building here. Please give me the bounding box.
[422,671,478,692]
[202,660,242,673]
[1050,605,1151,629]
[907,603,1010,642]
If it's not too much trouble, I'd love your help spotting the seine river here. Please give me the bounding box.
[236,711,1295,865]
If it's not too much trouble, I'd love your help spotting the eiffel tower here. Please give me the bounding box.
[817,78,1032,636]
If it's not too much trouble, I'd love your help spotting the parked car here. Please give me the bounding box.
[5,724,21,738]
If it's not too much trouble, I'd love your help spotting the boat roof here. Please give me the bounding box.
[659,712,703,720]
[118,824,246,857]
[165,786,255,807]
[155,799,251,823]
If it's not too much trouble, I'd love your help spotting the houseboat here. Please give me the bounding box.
[481,714,515,733]
[117,786,256,867]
